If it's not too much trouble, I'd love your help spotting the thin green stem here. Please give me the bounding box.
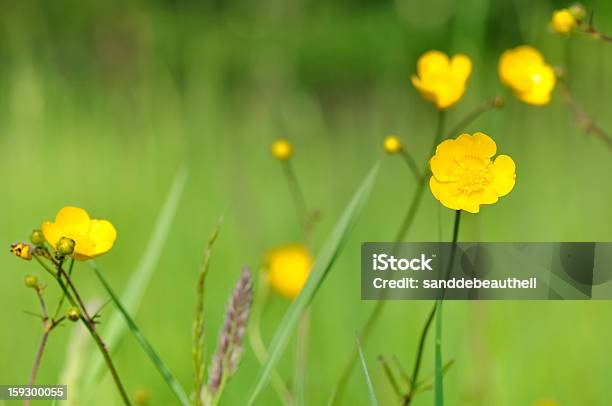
[404,210,461,406]
[282,160,309,237]
[33,255,132,406]
[434,300,443,406]
[53,258,74,320]
[399,150,421,180]
[558,77,612,151]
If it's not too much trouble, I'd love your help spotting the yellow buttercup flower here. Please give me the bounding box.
[429,132,516,213]
[383,135,402,154]
[411,50,472,110]
[265,244,312,299]
[498,45,556,106]
[552,9,577,35]
[271,139,293,161]
[42,206,117,260]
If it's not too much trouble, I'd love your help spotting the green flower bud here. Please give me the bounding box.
[30,229,45,246]
[56,237,76,257]
[569,3,586,21]
[67,307,80,322]
[24,275,38,289]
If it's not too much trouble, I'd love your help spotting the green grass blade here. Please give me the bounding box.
[81,167,188,392]
[247,164,379,405]
[355,336,378,406]
[434,300,443,406]
[91,263,190,406]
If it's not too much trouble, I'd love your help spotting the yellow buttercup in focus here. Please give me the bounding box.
[265,244,312,299]
[498,45,556,106]
[429,132,516,213]
[411,50,472,110]
[42,206,117,260]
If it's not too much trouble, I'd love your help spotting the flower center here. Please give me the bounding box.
[456,157,491,195]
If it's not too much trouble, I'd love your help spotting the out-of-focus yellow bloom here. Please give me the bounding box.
[265,244,312,299]
[411,50,472,110]
[498,46,556,106]
[552,9,577,35]
[10,242,33,260]
[42,206,117,260]
[429,132,516,213]
[383,135,402,154]
[271,139,293,161]
[532,400,560,406]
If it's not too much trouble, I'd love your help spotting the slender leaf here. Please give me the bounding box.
[81,167,188,392]
[434,300,443,406]
[91,263,190,406]
[247,164,379,405]
[355,336,378,406]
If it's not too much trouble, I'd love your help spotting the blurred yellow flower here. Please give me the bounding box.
[552,9,577,35]
[498,45,556,106]
[265,244,312,299]
[383,135,402,154]
[429,132,516,213]
[42,206,117,260]
[411,50,472,110]
[533,400,560,406]
[271,139,293,161]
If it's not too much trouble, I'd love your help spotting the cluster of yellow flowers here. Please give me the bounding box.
[412,46,556,109]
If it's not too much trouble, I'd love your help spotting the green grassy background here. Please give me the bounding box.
[2,0,612,404]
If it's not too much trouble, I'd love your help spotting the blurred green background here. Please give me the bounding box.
[2,0,612,404]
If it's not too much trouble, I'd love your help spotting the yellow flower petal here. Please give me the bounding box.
[88,220,118,256]
[417,50,450,81]
[450,54,472,81]
[41,222,61,249]
[54,206,91,235]
[492,154,516,196]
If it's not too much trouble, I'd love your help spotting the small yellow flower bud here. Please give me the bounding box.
[383,135,402,154]
[24,275,38,289]
[552,9,577,35]
[30,229,45,246]
[134,389,151,405]
[569,3,586,21]
[271,139,293,161]
[56,237,76,257]
[67,306,80,322]
[10,243,33,261]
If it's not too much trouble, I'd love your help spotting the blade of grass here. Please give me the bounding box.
[81,167,188,393]
[246,164,379,405]
[91,262,190,406]
[356,336,378,406]
[434,300,443,406]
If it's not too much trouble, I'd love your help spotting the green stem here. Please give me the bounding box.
[434,300,443,406]
[282,160,309,238]
[33,255,132,406]
[53,258,74,320]
[405,210,461,406]
[399,150,421,180]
